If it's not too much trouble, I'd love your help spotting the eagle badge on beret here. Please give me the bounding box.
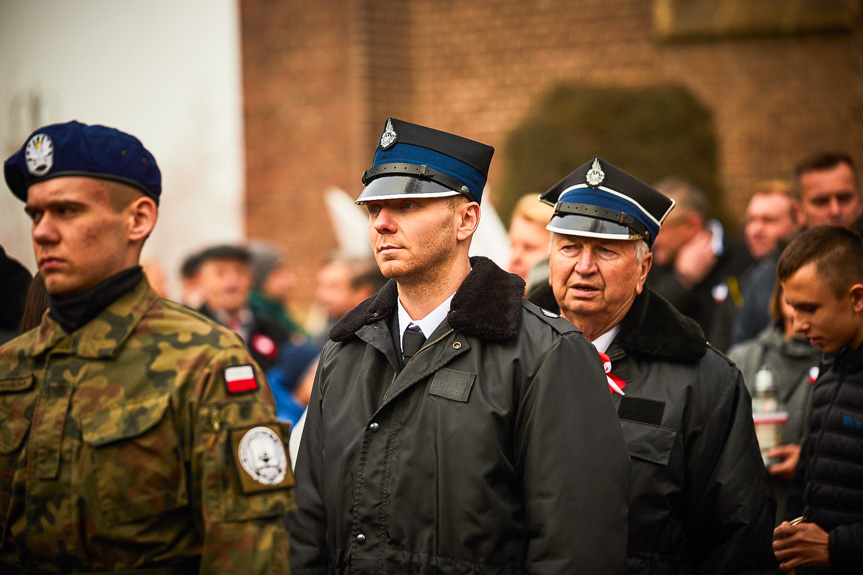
[586,157,605,187]
[25,133,54,176]
[379,118,398,150]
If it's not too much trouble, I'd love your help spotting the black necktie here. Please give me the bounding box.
[402,325,426,363]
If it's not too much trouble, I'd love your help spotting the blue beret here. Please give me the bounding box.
[357,118,494,204]
[4,120,161,204]
[540,157,675,248]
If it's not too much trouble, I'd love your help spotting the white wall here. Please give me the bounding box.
[0,0,244,299]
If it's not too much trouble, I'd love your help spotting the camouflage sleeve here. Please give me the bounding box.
[190,343,295,575]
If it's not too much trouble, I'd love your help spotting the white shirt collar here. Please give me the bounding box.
[397,293,455,344]
[590,324,621,354]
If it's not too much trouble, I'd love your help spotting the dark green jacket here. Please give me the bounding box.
[289,257,630,574]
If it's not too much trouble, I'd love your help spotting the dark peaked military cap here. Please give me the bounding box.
[357,118,494,204]
[196,244,251,265]
[4,120,161,203]
[540,156,675,248]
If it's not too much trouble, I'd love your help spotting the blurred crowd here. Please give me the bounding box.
[1,114,861,573]
[2,150,857,460]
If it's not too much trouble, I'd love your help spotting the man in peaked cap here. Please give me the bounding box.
[528,156,778,574]
[0,121,292,574]
[289,119,630,573]
[193,243,292,372]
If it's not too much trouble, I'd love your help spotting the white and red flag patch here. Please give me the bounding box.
[225,365,258,394]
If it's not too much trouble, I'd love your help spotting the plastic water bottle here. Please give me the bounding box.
[751,366,789,466]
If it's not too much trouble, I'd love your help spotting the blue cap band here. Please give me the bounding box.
[371,143,487,202]
[358,118,494,205]
[557,186,661,243]
[540,157,674,248]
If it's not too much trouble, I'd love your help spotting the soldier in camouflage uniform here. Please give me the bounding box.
[0,121,294,574]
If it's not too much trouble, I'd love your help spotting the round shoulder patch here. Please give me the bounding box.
[238,426,288,486]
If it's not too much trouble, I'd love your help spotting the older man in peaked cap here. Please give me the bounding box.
[0,121,293,574]
[529,156,778,574]
[288,119,630,574]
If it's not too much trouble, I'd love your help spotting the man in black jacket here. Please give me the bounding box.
[774,225,863,573]
[195,244,290,372]
[288,118,630,573]
[645,176,753,351]
[0,244,32,344]
[530,156,777,574]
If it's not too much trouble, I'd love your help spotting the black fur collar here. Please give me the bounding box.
[527,283,706,363]
[330,256,526,343]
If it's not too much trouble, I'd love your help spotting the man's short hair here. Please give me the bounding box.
[511,193,554,226]
[634,238,650,262]
[104,180,148,213]
[793,152,861,197]
[777,225,863,297]
[653,176,710,220]
[747,179,794,204]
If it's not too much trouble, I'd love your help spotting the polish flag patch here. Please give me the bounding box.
[225,365,258,394]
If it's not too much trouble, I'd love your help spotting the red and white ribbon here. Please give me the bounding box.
[599,352,627,395]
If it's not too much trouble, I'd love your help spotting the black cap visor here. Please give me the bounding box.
[356,175,463,204]
[546,213,644,242]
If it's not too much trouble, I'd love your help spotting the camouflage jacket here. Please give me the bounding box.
[0,279,294,574]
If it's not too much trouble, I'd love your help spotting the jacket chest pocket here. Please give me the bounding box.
[620,419,677,466]
[0,402,31,455]
[0,379,37,546]
[78,392,188,528]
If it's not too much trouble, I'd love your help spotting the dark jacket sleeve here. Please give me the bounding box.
[685,363,779,574]
[784,436,809,521]
[645,265,696,317]
[517,332,630,574]
[830,522,863,570]
[286,354,328,574]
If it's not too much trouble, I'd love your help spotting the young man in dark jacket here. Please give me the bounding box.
[530,157,778,574]
[288,118,630,574]
[775,225,863,573]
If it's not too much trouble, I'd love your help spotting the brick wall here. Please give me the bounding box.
[241,0,863,309]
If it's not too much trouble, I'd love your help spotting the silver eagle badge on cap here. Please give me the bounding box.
[25,133,54,176]
[379,118,398,150]
[586,157,605,187]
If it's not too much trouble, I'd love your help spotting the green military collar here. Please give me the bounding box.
[27,279,159,360]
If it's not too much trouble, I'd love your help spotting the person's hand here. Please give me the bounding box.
[767,444,801,480]
[773,521,830,572]
[674,229,716,289]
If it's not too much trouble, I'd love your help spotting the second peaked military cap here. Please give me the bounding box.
[357,118,494,204]
[4,120,161,204]
[540,156,675,248]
